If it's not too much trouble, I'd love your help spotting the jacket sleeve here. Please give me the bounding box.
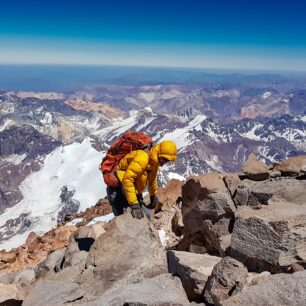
[122,151,149,205]
[147,165,158,196]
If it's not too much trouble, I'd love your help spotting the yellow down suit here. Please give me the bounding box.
[115,141,176,205]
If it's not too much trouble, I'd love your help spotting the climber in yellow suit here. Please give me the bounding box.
[107,140,177,219]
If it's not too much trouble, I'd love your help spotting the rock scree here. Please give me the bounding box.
[0,154,305,305]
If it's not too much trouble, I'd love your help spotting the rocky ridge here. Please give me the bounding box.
[0,154,305,305]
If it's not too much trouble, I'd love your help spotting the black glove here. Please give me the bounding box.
[137,193,145,207]
[147,195,158,209]
[130,204,144,219]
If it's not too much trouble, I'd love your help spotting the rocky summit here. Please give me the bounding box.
[0,154,305,305]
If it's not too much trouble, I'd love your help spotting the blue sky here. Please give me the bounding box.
[1,0,306,70]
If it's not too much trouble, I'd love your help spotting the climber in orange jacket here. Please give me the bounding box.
[106,140,177,219]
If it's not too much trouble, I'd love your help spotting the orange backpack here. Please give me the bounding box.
[100,131,154,187]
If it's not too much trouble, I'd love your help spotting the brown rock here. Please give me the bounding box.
[182,173,234,231]
[180,173,235,254]
[274,155,306,177]
[243,154,269,181]
[81,199,112,223]
[233,186,249,206]
[53,226,76,242]
[154,207,182,248]
[74,222,106,242]
[247,271,271,285]
[81,211,166,296]
[0,252,17,264]
[223,175,273,209]
[269,170,281,178]
[64,213,76,221]
[35,248,67,278]
[148,180,184,248]
[230,201,306,273]
[0,283,26,303]
[80,274,190,306]
[61,198,112,227]
[291,262,304,272]
[202,218,232,256]
[167,250,221,302]
[171,206,184,237]
[0,225,77,272]
[27,253,38,261]
[23,280,84,306]
[25,232,38,245]
[76,220,88,227]
[223,175,242,198]
[220,271,306,306]
[244,178,306,205]
[204,257,248,305]
[155,179,183,210]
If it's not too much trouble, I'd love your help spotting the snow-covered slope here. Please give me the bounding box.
[0,138,106,250]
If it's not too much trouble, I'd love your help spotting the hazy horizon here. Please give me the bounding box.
[1,64,306,92]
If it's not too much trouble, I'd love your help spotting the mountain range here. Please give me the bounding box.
[0,82,305,249]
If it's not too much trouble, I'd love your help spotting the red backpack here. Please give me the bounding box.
[100,131,154,187]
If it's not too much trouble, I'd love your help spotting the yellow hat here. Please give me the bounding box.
[158,141,177,161]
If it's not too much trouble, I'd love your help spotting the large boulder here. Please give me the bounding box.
[223,175,242,199]
[35,248,67,278]
[244,178,306,205]
[13,268,36,285]
[202,218,233,256]
[80,211,166,297]
[274,155,306,177]
[167,250,221,302]
[34,227,98,281]
[63,241,88,270]
[0,283,26,303]
[232,186,250,207]
[79,274,190,306]
[45,245,88,283]
[181,173,235,255]
[220,271,306,306]
[204,257,248,306]
[22,280,84,306]
[74,222,106,239]
[51,223,106,274]
[0,268,35,303]
[0,268,35,285]
[223,174,274,208]
[243,154,269,181]
[182,173,235,228]
[230,200,306,273]
[55,223,107,274]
